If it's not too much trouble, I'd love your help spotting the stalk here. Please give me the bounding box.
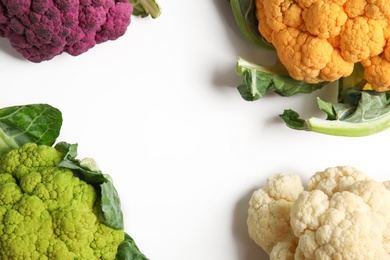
[129,0,161,18]
[306,114,390,137]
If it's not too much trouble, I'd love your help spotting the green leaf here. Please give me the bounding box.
[317,98,337,120]
[279,109,307,130]
[55,142,124,230]
[0,104,62,157]
[99,180,124,230]
[341,91,390,122]
[116,233,149,260]
[236,57,327,101]
[129,0,161,18]
[229,0,274,49]
[280,88,390,137]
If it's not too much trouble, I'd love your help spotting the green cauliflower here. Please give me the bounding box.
[0,143,124,259]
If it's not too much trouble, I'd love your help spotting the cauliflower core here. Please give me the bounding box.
[247,166,390,259]
[0,143,124,259]
[256,0,390,91]
[0,0,133,62]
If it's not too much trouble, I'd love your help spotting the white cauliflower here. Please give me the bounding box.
[247,173,304,257]
[247,166,390,259]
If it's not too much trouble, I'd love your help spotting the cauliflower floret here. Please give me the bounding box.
[306,165,371,196]
[256,0,390,91]
[291,179,390,259]
[362,54,390,92]
[302,1,347,39]
[271,27,353,83]
[269,240,296,260]
[340,17,386,63]
[247,173,304,257]
[0,143,124,259]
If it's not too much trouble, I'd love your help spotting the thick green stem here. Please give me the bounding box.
[306,115,390,137]
[129,0,161,18]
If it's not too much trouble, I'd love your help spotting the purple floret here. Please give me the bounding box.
[0,0,133,62]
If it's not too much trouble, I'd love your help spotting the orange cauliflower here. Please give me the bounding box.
[256,0,390,91]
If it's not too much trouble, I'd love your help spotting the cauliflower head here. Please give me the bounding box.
[0,0,133,62]
[256,0,390,91]
[0,143,124,259]
[248,166,390,259]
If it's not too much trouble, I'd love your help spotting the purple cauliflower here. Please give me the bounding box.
[0,0,133,62]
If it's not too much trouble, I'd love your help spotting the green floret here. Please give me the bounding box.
[0,143,124,259]
[0,143,64,179]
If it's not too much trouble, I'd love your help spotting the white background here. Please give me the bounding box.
[1,0,389,259]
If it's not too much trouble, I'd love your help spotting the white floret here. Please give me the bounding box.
[247,173,303,256]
